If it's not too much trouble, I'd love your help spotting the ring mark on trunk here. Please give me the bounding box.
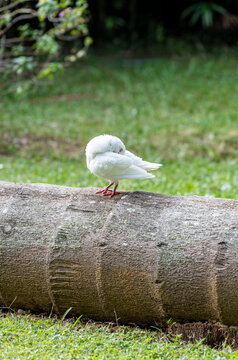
[215,241,228,270]
[48,259,80,314]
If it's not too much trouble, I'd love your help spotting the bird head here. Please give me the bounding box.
[86,135,126,161]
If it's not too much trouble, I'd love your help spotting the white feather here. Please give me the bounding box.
[86,135,161,188]
[124,150,162,171]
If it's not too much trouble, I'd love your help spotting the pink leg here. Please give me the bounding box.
[96,182,114,195]
[103,183,121,197]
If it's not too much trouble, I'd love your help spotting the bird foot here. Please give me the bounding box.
[103,191,121,198]
[96,183,120,197]
[96,189,105,194]
[96,188,110,194]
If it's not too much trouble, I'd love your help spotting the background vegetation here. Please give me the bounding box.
[0,0,91,94]
[88,0,238,46]
[1,51,238,357]
[1,0,238,95]
[1,52,238,198]
[1,0,238,358]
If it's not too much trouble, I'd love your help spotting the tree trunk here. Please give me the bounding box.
[0,181,238,328]
[129,0,136,42]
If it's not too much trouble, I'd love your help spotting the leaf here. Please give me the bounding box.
[202,9,213,27]
[182,2,228,28]
[211,3,228,15]
[71,314,83,329]
[190,10,202,26]
[84,36,93,47]
[76,49,85,58]
[59,307,72,325]
[181,4,198,19]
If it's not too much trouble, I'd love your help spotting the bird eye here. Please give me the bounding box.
[119,148,123,153]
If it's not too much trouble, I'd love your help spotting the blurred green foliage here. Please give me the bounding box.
[88,0,238,46]
[0,0,91,94]
[1,51,238,199]
[182,2,228,28]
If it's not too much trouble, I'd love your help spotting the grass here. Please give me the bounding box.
[1,51,238,358]
[1,53,238,198]
[0,312,237,359]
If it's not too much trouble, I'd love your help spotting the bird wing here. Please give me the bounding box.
[90,152,154,180]
[124,150,162,171]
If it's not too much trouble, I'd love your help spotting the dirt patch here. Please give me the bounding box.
[168,322,238,350]
[0,133,83,157]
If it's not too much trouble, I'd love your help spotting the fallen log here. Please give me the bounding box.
[0,181,238,330]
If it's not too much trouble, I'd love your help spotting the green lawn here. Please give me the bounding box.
[1,53,238,197]
[1,52,238,358]
[0,312,237,359]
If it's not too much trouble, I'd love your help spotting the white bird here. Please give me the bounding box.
[86,134,162,197]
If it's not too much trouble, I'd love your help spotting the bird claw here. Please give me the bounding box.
[96,188,113,195]
[96,183,120,197]
[96,189,107,194]
[103,191,121,198]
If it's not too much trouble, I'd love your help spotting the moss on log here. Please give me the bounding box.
[0,181,238,331]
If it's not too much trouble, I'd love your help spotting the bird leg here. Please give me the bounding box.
[103,183,120,197]
[96,182,114,195]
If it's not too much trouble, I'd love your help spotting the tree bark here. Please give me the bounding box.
[0,181,238,328]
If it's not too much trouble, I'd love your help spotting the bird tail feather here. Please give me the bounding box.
[140,162,163,171]
[114,165,155,180]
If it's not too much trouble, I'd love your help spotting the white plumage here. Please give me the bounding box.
[86,134,162,197]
